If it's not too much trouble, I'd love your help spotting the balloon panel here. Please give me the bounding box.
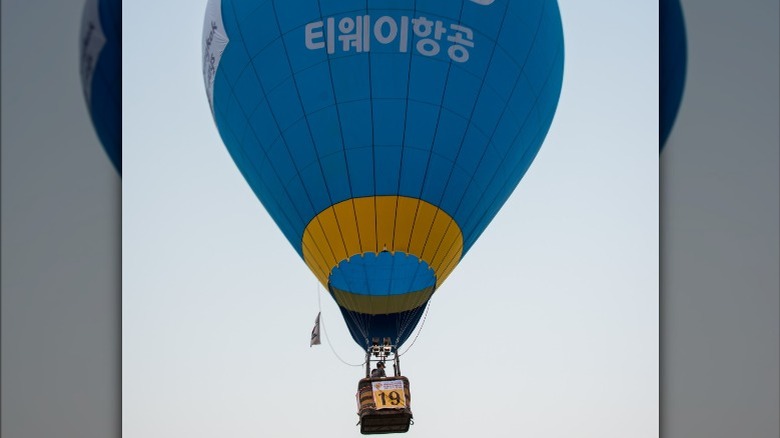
[660,0,686,150]
[204,0,564,347]
[80,0,122,173]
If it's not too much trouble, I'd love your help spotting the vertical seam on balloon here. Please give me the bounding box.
[227,0,339,279]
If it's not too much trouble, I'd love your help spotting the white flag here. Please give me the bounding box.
[310,312,321,347]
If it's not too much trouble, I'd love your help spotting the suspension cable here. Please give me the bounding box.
[315,282,366,367]
[397,300,432,357]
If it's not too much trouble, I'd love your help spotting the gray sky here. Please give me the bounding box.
[123,1,658,437]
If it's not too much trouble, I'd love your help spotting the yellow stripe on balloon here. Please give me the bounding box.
[302,195,464,292]
[330,285,435,315]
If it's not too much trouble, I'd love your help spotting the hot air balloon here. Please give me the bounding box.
[80,0,121,173]
[202,0,563,430]
[660,0,686,150]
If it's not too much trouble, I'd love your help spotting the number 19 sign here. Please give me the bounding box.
[372,380,407,409]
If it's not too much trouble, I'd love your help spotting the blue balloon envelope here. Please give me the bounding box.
[203,0,564,348]
[80,0,121,173]
[660,0,686,150]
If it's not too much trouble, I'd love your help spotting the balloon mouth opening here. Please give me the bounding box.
[328,251,436,296]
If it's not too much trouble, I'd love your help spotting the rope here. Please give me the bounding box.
[398,300,432,357]
[315,282,366,367]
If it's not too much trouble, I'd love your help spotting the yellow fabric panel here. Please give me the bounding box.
[420,213,454,265]
[407,201,435,257]
[375,196,396,251]
[331,285,435,315]
[353,197,378,253]
[431,222,463,284]
[302,242,329,286]
[318,209,348,262]
[301,219,333,286]
[302,196,464,298]
[333,200,361,257]
[393,197,417,252]
[437,243,461,285]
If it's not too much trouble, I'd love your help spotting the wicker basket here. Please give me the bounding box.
[356,377,413,434]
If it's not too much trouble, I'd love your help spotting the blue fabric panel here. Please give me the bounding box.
[299,163,332,214]
[284,29,327,72]
[374,146,401,195]
[338,302,428,348]
[339,101,372,148]
[247,98,280,148]
[228,0,268,20]
[417,0,462,21]
[368,0,415,10]
[473,143,503,190]
[472,86,508,138]
[442,66,482,119]
[294,63,335,114]
[321,0,364,16]
[235,131,265,177]
[408,56,449,106]
[263,139,296,185]
[372,100,405,146]
[430,110,468,162]
[307,106,343,157]
[371,54,410,99]
[420,157,452,201]
[319,153,352,201]
[405,101,438,150]
[265,79,302,130]
[521,7,561,95]
[344,146,374,198]
[485,47,521,100]
[87,0,122,173]
[331,56,370,103]
[455,125,489,173]
[439,165,471,213]
[237,2,279,57]
[285,176,317,223]
[233,66,265,114]
[330,252,435,296]
[660,0,686,149]
[274,0,321,34]
[283,118,317,170]
[461,0,504,40]
[491,111,521,158]
[397,147,428,197]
